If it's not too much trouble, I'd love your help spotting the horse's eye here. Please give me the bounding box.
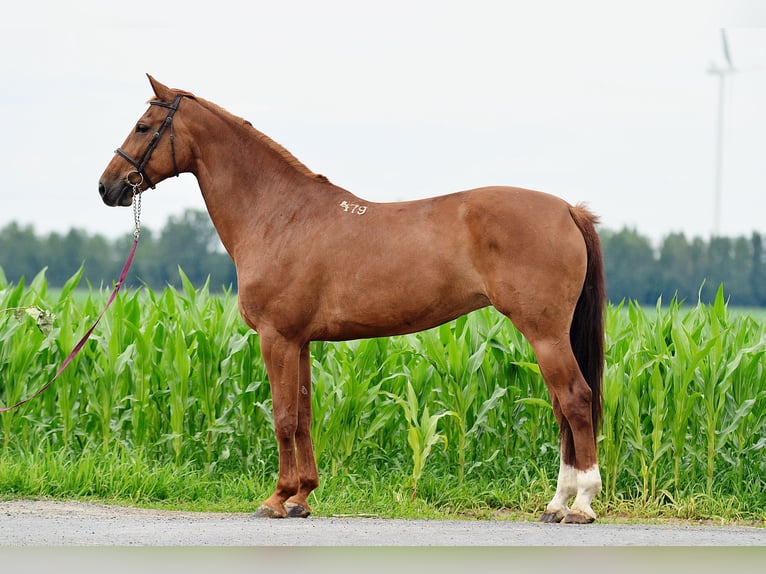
[135,123,151,134]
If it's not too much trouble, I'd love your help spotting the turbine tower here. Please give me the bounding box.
[708,28,736,237]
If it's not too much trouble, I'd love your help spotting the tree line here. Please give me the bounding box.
[2,210,765,307]
[602,227,766,307]
[0,210,236,292]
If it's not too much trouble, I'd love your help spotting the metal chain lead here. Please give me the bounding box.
[131,185,142,240]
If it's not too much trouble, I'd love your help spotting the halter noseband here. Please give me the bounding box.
[114,95,183,189]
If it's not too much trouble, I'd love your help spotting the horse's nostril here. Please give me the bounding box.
[98,181,106,197]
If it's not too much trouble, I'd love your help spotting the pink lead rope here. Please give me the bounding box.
[0,190,142,413]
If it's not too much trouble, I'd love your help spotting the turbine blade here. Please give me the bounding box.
[721,28,734,69]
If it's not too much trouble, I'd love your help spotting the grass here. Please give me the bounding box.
[1,269,765,523]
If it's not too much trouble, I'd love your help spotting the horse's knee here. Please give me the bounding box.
[273,412,298,442]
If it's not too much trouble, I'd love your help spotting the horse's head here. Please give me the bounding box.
[98,75,191,207]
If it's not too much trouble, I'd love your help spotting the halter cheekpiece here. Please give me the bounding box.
[114,95,184,189]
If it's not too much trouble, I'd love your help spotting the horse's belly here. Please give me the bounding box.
[314,277,490,341]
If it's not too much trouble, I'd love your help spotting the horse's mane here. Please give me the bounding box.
[168,90,329,183]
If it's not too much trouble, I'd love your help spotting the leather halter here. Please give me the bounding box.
[114,95,183,189]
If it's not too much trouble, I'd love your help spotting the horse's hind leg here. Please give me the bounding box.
[284,343,320,518]
[531,337,601,523]
[539,397,578,523]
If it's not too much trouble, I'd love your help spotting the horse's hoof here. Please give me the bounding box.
[285,502,311,518]
[254,505,286,519]
[562,511,596,524]
[539,511,565,524]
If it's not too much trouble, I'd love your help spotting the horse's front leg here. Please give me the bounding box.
[284,343,319,518]
[255,333,303,518]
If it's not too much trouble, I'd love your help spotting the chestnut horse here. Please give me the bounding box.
[99,75,606,524]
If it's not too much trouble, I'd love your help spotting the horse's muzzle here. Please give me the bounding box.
[98,179,133,207]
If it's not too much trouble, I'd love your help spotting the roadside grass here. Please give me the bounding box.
[1,450,763,525]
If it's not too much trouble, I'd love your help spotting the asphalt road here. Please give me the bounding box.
[1,500,764,546]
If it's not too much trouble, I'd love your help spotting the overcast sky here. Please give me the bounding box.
[2,1,765,245]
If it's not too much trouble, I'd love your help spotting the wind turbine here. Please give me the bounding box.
[708,28,736,237]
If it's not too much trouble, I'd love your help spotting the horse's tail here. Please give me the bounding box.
[568,204,606,441]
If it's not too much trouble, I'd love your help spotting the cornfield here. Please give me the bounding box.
[1,267,765,518]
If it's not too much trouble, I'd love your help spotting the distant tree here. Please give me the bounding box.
[688,237,708,301]
[135,209,235,289]
[730,237,754,305]
[0,213,235,291]
[0,223,45,284]
[751,232,766,306]
[658,233,695,302]
[601,227,657,304]
[705,237,735,303]
[45,229,89,286]
[85,233,119,285]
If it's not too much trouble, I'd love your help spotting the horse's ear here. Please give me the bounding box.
[146,74,175,101]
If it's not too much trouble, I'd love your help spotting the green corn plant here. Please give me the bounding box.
[52,267,87,449]
[599,300,636,504]
[219,329,269,471]
[166,316,191,465]
[383,379,454,500]
[414,318,480,483]
[310,338,405,473]
[0,271,58,449]
[664,307,706,496]
[693,287,735,495]
[724,315,766,484]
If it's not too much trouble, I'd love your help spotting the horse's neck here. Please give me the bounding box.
[188,111,335,259]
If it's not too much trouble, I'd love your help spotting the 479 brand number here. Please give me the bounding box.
[339,200,367,215]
